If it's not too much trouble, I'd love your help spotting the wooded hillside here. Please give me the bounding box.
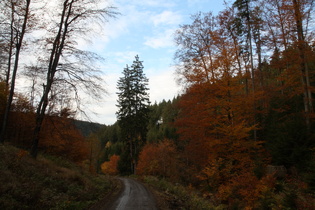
[1,0,315,208]
[98,0,315,208]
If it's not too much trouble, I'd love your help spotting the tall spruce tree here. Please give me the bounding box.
[116,55,150,174]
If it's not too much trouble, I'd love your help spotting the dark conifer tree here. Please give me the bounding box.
[116,55,150,174]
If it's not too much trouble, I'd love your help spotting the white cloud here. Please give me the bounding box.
[144,28,176,49]
[95,1,182,47]
[151,11,183,26]
[124,0,176,8]
[148,67,181,103]
[112,51,140,64]
[83,4,150,51]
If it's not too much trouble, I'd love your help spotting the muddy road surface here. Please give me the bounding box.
[106,178,157,210]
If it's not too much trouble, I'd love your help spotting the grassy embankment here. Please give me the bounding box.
[0,144,114,209]
[141,175,315,209]
[140,176,215,210]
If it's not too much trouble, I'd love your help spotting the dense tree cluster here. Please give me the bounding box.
[172,0,315,207]
[99,0,315,208]
[97,98,179,173]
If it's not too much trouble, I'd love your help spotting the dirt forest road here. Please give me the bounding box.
[107,178,158,210]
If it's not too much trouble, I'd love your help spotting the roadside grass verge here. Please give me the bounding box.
[141,176,215,210]
[141,175,315,209]
[0,144,112,209]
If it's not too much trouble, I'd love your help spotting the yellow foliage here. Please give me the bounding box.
[105,141,112,148]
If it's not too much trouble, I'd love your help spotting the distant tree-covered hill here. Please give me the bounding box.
[73,120,104,137]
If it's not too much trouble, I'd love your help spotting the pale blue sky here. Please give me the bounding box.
[88,0,227,124]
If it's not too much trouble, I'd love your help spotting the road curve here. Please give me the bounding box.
[108,178,157,210]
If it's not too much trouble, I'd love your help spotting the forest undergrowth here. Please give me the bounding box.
[141,175,315,209]
[0,144,113,209]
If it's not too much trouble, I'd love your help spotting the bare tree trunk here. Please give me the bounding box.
[129,139,134,174]
[0,0,31,143]
[292,0,313,130]
[5,0,14,86]
[245,1,257,141]
[31,0,68,158]
[29,0,114,157]
[30,82,51,157]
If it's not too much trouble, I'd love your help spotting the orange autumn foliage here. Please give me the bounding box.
[101,154,120,175]
[38,116,89,162]
[4,94,89,162]
[174,34,266,205]
[7,111,90,162]
[6,94,35,148]
[176,77,266,206]
[136,140,179,181]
